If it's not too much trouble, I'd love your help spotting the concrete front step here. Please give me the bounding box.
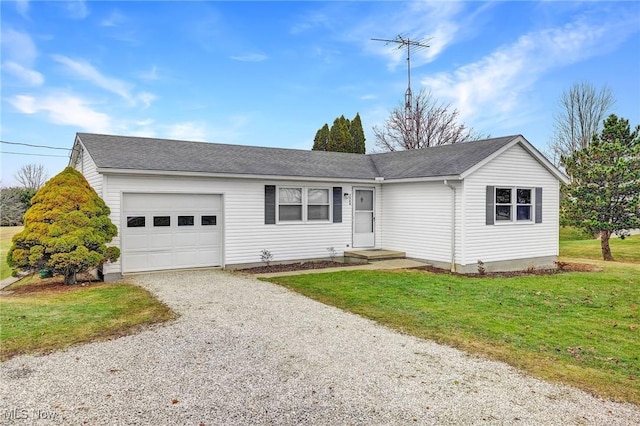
[344,249,406,261]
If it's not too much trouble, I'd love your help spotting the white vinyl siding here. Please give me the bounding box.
[379,181,460,264]
[101,174,357,276]
[462,144,559,265]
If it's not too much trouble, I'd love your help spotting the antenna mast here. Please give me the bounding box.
[371,35,431,114]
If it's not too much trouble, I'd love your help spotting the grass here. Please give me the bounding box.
[0,277,175,360]
[0,226,23,280]
[265,242,640,404]
[560,234,640,263]
[559,225,594,241]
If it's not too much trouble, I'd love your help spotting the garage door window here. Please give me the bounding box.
[153,216,170,226]
[178,216,194,226]
[127,216,145,227]
[201,215,217,226]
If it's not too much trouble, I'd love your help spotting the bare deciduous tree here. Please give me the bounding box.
[15,163,48,190]
[373,89,481,152]
[548,82,615,166]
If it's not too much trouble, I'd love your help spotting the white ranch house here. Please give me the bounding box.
[70,133,569,281]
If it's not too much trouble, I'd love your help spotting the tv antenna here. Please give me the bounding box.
[371,35,431,114]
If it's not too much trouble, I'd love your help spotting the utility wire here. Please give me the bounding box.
[0,140,71,151]
[2,151,69,158]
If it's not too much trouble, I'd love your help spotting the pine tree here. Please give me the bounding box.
[313,114,365,153]
[350,113,366,154]
[562,114,640,260]
[312,123,330,151]
[327,116,354,153]
[7,167,120,284]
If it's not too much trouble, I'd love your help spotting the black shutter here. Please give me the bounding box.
[265,185,276,224]
[333,187,342,223]
[535,187,543,223]
[486,186,494,225]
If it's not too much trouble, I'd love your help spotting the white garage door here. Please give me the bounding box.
[122,193,222,273]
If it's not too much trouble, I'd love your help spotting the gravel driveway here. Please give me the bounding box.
[1,270,639,425]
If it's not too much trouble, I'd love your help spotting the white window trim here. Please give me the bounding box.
[494,187,534,224]
[276,186,332,224]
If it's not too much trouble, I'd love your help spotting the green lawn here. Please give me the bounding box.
[560,234,640,263]
[0,279,175,360]
[266,255,640,404]
[0,226,23,280]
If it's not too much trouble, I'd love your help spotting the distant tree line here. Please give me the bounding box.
[1,164,48,226]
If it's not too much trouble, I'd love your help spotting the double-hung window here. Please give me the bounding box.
[277,187,331,222]
[307,188,330,221]
[516,188,532,221]
[495,187,533,223]
[278,188,303,221]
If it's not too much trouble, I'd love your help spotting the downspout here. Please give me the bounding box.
[444,180,456,272]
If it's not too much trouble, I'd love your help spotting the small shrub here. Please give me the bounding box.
[327,247,337,262]
[260,249,273,267]
[477,260,486,275]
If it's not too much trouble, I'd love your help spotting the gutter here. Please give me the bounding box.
[444,180,457,272]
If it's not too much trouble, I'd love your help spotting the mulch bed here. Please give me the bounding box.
[238,260,601,277]
[414,262,601,278]
[236,261,361,274]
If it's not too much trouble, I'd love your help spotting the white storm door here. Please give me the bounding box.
[353,188,375,248]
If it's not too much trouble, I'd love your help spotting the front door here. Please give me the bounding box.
[353,188,375,248]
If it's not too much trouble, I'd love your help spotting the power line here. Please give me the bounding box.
[0,140,71,151]
[2,151,69,158]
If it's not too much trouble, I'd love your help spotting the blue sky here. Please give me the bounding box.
[1,1,639,186]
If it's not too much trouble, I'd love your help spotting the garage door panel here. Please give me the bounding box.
[122,194,222,273]
[149,233,173,249]
[198,231,219,245]
[175,232,199,247]
[149,252,173,268]
[123,234,148,250]
[174,251,200,266]
[197,249,220,264]
[123,253,149,272]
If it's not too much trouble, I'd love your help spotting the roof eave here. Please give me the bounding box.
[95,167,379,184]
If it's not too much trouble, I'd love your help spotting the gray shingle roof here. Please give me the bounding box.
[370,135,519,179]
[76,133,521,181]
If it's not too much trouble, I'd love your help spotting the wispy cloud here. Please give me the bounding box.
[138,65,160,81]
[100,9,126,27]
[167,122,207,142]
[64,0,89,20]
[1,28,38,65]
[16,0,29,18]
[3,61,44,86]
[351,2,473,71]
[9,93,112,133]
[1,29,43,86]
[231,53,268,62]
[137,92,157,109]
[421,12,639,131]
[290,11,331,35]
[51,54,157,107]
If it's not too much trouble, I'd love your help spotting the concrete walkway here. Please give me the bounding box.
[251,258,429,278]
